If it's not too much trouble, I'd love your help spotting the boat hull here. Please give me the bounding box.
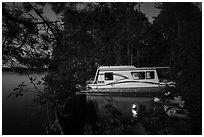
[83,86,166,95]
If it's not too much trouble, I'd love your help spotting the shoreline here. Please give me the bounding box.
[2,67,48,73]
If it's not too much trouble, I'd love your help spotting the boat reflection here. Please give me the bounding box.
[86,93,154,121]
[76,90,166,124]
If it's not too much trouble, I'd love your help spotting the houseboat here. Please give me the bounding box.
[83,65,175,94]
[76,66,175,121]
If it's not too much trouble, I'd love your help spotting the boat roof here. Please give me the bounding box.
[98,66,136,71]
[98,66,169,71]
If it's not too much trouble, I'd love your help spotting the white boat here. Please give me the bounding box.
[76,66,176,121]
[84,65,175,94]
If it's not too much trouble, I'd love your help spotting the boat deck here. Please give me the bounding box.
[77,87,166,97]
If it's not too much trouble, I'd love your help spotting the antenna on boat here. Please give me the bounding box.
[137,46,139,67]
[130,43,133,66]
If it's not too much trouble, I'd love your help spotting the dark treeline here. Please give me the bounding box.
[2,2,202,134]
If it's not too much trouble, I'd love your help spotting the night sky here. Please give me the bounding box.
[140,2,160,23]
[4,2,202,25]
[42,2,160,23]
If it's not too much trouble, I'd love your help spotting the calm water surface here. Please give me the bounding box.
[2,71,155,135]
[2,71,46,135]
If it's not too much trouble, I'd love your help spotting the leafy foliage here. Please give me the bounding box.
[3,2,202,135]
[51,3,151,89]
[153,2,202,127]
[2,2,60,68]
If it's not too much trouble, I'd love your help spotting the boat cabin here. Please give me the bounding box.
[87,66,173,91]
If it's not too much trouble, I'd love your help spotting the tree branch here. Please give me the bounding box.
[14,29,29,50]
[27,2,58,39]
[27,74,44,95]
[55,108,64,135]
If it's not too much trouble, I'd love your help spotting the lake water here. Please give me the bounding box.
[2,71,199,135]
[2,71,162,135]
[2,71,47,135]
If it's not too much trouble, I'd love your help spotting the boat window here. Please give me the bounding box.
[131,72,145,80]
[156,68,172,82]
[146,71,155,79]
[105,72,113,80]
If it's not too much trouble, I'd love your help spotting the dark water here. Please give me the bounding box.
[2,71,47,135]
[87,95,153,119]
[2,71,200,135]
[2,71,168,135]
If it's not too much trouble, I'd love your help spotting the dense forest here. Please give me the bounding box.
[2,2,202,134]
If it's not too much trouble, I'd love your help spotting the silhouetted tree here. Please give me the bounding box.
[153,3,202,134]
[52,2,151,88]
[2,2,62,68]
[4,2,202,134]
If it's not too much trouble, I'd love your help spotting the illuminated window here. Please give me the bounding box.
[146,71,155,79]
[131,72,145,80]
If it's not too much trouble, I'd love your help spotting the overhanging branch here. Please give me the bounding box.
[27,2,58,39]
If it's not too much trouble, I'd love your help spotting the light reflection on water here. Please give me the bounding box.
[87,95,153,121]
[2,71,46,135]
